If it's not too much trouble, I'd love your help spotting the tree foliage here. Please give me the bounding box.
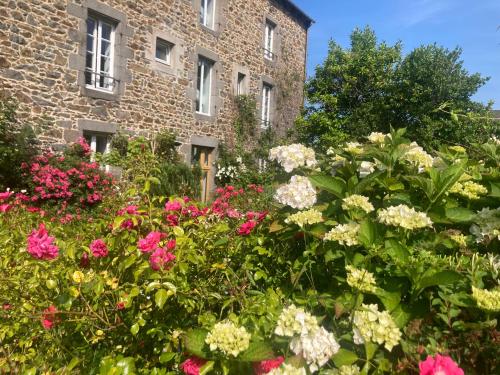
[297,27,497,150]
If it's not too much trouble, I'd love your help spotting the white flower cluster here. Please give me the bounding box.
[330,365,361,375]
[377,205,433,230]
[472,287,500,312]
[342,195,375,213]
[216,164,239,180]
[401,142,433,171]
[275,305,340,373]
[367,132,389,144]
[352,304,402,352]
[205,321,251,357]
[268,364,307,375]
[275,175,317,210]
[285,209,323,228]
[470,207,500,243]
[358,161,375,178]
[269,144,317,173]
[344,142,363,155]
[346,265,377,293]
[324,223,360,246]
[449,181,488,200]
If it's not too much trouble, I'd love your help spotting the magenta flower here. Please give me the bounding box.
[0,204,12,213]
[180,356,207,375]
[90,239,109,258]
[41,305,58,330]
[0,191,13,201]
[149,247,176,271]
[237,220,257,236]
[419,354,464,375]
[165,200,182,212]
[253,356,285,375]
[27,223,59,260]
[138,231,166,253]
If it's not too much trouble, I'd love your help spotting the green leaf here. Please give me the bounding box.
[489,181,500,198]
[384,239,409,263]
[155,289,169,309]
[418,270,462,290]
[115,357,136,375]
[130,323,139,336]
[237,340,275,362]
[159,352,176,364]
[445,207,475,223]
[376,288,401,312]
[358,220,378,248]
[183,329,211,359]
[113,216,126,231]
[199,361,215,375]
[309,174,346,198]
[332,348,358,367]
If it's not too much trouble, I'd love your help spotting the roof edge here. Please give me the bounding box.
[274,0,314,29]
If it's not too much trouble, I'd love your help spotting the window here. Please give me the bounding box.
[264,20,275,60]
[83,132,111,154]
[200,0,216,29]
[155,38,172,65]
[196,57,213,115]
[236,73,246,95]
[261,83,272,129]
[85,15,116,91]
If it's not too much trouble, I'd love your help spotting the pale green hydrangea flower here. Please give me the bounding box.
[448,232,468,248]
[472,287,500,312]
[346,265,377,293]
[377,205,432,230]
[367,132,388,144]
[330,365,361,375]
[205,321,251,357]
[342,195,375,214]
[352,304,401,352]
[449,145,466,153]
[401,142,433,171]
[285,209,323,228]
[268,364,307,375]
[275,304,319,337]
[449,181,488,200]
[324,223,360,246]
[344,142,363,155]
[470,207,500,243]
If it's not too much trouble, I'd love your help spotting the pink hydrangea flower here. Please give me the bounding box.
[41,305,58,330]
[138,232,166,253]
[27,223,59,260]
[90,239,109,258]
[419,354,464,375]
[165,200,183,212]
[149,247,176,271]
[180,356,207,375]
[253,356,285,375]
[237,220,257,236]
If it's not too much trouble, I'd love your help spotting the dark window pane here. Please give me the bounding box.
[101,22,112,40]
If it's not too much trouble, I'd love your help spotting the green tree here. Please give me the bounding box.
[297,27,497,150]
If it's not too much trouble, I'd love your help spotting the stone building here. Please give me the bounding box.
[0,0,312,198]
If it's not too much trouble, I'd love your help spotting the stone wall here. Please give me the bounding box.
[0,0,309,153]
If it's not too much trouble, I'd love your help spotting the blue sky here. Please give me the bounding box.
[293,0,500,107]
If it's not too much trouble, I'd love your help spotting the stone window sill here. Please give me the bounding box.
[81,86,120,101]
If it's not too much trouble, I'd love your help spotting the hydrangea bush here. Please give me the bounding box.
[0,129,499,374]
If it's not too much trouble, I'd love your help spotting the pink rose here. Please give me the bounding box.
[138,232,166,253]
[27,223,59,260]
[237,220,257,236]
[180,356,207,375]
[165,200,183,212]
[419,354,464,375]
[253,357,285,375]
[90,239,109,258]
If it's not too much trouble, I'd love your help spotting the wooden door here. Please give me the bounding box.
[192,146,214,202]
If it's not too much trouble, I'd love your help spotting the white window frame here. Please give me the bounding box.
[155,38,172,65]
[261,83,272,129]
[264,21,275,61]
[86,16,116,91]
[196,57,213,116]
[200,0,216,29]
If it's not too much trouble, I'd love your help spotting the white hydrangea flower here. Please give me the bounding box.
[344,142,363,155]
[472,287,500,312]
[346,265,377,293]
[352,304,401,351]
[275,305,319,337]
[275,176,317,209]
[216,164,239,180]
[290,327,340,373]
[269,144,318,173]
[470,207,500,243]
[367,132,389,144]
[330,365,361,375]
[268,364,307,375]
[358,161,375,178]
[324,223,360,246]
[342,195,375,213]
[377,205,432,230]
[205,321,251,357]
[401,142,433,172]
[285,209,323,228]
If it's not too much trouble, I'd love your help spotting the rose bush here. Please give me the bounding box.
[0,129,499,374]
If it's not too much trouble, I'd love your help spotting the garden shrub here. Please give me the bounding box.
[0,129,499,374]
